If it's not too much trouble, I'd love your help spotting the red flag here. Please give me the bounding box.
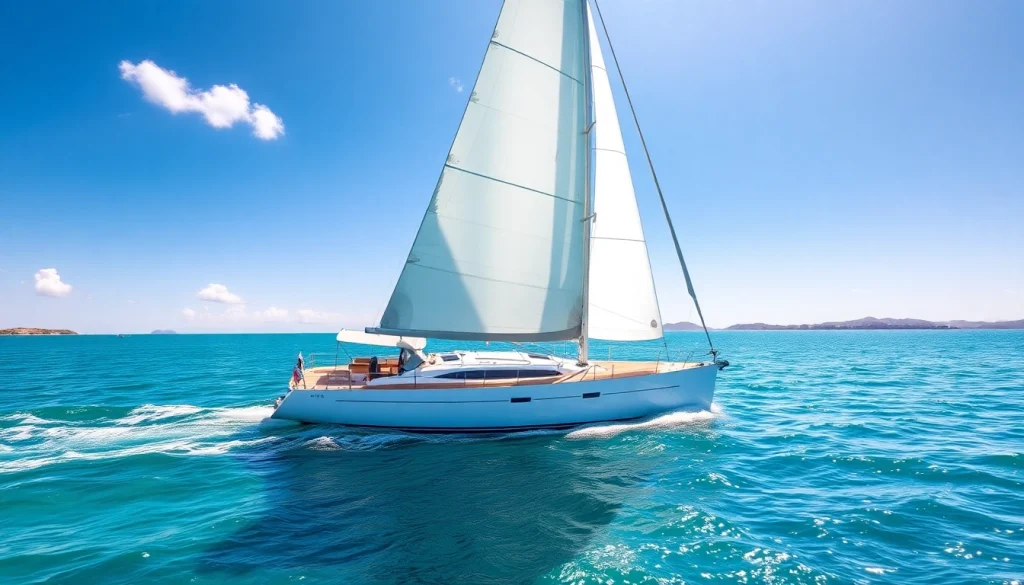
[292,366,301,385]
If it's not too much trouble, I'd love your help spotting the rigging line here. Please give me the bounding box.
[443,165,580,204]
[590,0,716,355]
[489,41,583,85]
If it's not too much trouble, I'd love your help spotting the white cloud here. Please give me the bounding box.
[196,283,243,304]
[119,60,285,140]
[34,268,72,297]
[250,104,285,140]
[182,307,197,320]
[448,76,464,93]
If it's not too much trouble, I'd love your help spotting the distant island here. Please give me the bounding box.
[663,321,705,331]
[0,327,78,335]
[151,330,178,334]
[664,317,1024,331]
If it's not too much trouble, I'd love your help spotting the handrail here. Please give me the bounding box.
[296,352,680,389]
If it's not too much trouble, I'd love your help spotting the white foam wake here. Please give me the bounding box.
[0,404,280,475]
[565,404,722,440]
[0,413,54,425]
[210,405,276,423]
[117,404,203,425]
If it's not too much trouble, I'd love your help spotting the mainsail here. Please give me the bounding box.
[585,10,664,341]
[372,0,590,341]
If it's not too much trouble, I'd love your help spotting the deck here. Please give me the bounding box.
[292,360,703,391]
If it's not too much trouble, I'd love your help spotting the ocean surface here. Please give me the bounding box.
[0,331,1021,584]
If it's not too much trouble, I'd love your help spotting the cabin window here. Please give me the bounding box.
[435,372,465,380]
[440,354,460,362]
[515,369,560,378]
[434,369,559,380]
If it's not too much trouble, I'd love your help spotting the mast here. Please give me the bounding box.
[578,0,595,365]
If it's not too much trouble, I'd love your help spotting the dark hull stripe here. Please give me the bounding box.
[602,384,679,396]
[329,385,681,405]
[313,416,647,434]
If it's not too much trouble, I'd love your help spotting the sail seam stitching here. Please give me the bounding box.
[489,41,583,85]
[444,164,580,205]
[592,236,645,242]
[590,302,658,327]
[407,261,560,292]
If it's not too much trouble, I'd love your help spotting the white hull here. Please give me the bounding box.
[272,363,717,432]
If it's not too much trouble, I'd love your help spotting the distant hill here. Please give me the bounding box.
[663,321,704,331]
[151,329,178,334]
[0,327,77,335]
[942,319,1024,330]
[723,317,1023,330]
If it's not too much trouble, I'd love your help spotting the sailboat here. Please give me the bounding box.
[272,0,728,431]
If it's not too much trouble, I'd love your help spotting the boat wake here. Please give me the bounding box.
[297,405,724,450]
[0,401,725,473]
[0,404,280,474]
[565,403,722,440]
[304,432,421,452]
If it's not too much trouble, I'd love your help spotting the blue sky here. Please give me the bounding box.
[1,0,1022,333]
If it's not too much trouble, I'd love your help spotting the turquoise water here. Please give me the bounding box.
[0,331,1021,584]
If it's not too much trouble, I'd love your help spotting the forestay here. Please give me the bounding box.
[371,0,589,342]
[585,10,664,341]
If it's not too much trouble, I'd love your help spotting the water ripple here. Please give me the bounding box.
[0,331,1022,584]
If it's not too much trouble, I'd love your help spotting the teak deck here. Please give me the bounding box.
[293,360,701,391]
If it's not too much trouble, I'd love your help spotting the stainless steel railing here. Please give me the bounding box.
[293,354,696,391]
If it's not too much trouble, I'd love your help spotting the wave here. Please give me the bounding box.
[0,399,729,473]
[0,436,280,474]
[0,404,281,475]
[210,405,276,423]
[565,405,721,440]
[117,404,203,425]
[0,413,54,425]
[305,436,342,451]
[301,432,426,451]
